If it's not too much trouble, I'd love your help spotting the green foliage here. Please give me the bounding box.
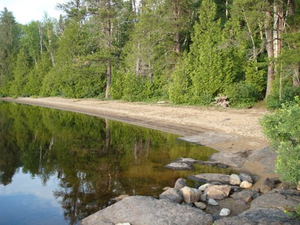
[261,100,300,186]
[266,85,300,110]
[226,82,259,108]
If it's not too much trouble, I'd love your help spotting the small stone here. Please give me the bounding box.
[239,173,253,183]
[162,187,171,191]
[230,174,241,185]
[194,202,207,210]
[165,162,192,170]
[240,181,253,189]
[208,198,219,206]
[219,208,231,216]
[199,183,211,191]
[116,223,131,225]
[174,178,187,190]
[181,186,201,203]
[201,193,207,202]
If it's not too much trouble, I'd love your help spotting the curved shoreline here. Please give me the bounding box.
[0,97,270,153]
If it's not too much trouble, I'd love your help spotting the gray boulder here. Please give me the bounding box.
[174,178,186,190]
[81,196,213,225]
[259,177,279,194]
[230,174,241,185]
[210,152,246,168]
[246,147,277,173]
[231,190,256,203]
[159,188,183,203]
[239,173,253,183]
[188,173,231,184]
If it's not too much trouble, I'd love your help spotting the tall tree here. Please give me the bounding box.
[0,8,20,93]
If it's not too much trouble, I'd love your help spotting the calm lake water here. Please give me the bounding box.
[0,102,230,225]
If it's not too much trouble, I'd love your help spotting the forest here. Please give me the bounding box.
[0,0,299,108]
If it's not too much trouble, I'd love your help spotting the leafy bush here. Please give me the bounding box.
[260,100,300,186]
[266,86,300,110]
[225,82,259,108]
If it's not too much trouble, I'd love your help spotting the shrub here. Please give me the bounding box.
[260,100,300,186]
[266,86,300,110]
[225,82,259,108]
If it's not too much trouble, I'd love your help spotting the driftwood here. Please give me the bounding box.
[211,95,229,107]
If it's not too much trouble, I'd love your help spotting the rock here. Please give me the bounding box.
[198,183,211,191]
[111,194,129,202]
[181,186,201,203]
[201,193,207,202]
[208,198,219,206]
[179,132,239,146]
[116,223,131,225]
[159,188,183,203]
[188,173,231,184]
[246,147,277,173]
[231,190,256,203]
[162,187,171,191]
[230,174,241,185]
[239,173,253,183]
[165,161,192,170]
[81,196,213,225]
[240,181,252,189]
[219,208,231,216]
[174,178,186,190]
[205,185,231,200]
[259,177,279,194]
[210,152,246,168]
[250,188,300,211]
[194,202,207,210]
[215,208,297,225]
[177,157,199,164]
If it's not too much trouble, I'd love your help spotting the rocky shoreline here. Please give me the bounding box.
[82,146,300,225]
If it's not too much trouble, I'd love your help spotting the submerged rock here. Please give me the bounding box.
[189,173,231,184]
[81,196,213,225]
[165,161,192,170]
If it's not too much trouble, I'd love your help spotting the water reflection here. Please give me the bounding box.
[0,102,227,224]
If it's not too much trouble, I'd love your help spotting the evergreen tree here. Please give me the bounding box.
[0,8,20,94]
[187,0,233,104]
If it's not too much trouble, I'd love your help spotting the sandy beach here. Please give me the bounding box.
[0,97,270,153]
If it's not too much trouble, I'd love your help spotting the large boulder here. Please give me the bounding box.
[246,147,277,173]
[189,173,231,184]
[215,188,300,225]
[210,152,246,168]
[81,196,213,225]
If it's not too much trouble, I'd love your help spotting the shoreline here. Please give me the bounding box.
[0,97,270,153]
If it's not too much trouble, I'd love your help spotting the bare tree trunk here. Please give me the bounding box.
[173,0,180,53]
[293,63,300,87]
[265,9,275,97]
[105,0,112,99]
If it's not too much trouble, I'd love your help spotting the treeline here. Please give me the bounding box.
[0,0,299,108]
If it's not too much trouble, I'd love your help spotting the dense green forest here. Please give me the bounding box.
[0,0,299,108]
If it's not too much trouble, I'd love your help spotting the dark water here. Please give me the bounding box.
[0,102,230,225]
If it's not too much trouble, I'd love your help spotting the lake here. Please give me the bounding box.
[0,102,229,224]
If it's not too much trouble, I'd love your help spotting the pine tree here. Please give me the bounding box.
[188,0,231,104]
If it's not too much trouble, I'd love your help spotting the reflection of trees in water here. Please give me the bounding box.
[0,103,217,224]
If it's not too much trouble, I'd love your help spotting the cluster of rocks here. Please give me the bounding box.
[159,173,255,218]
[81,172,300,225]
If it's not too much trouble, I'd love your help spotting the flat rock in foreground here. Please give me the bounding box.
[81,196,213,225]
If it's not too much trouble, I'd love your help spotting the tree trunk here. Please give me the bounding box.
[173,0,180,53]
[265,9,275,97]
[105,0,112,99]
[105,59,111,98]
[293,63,300,87]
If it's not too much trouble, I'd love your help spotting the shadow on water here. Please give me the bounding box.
[0,102,231,224]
